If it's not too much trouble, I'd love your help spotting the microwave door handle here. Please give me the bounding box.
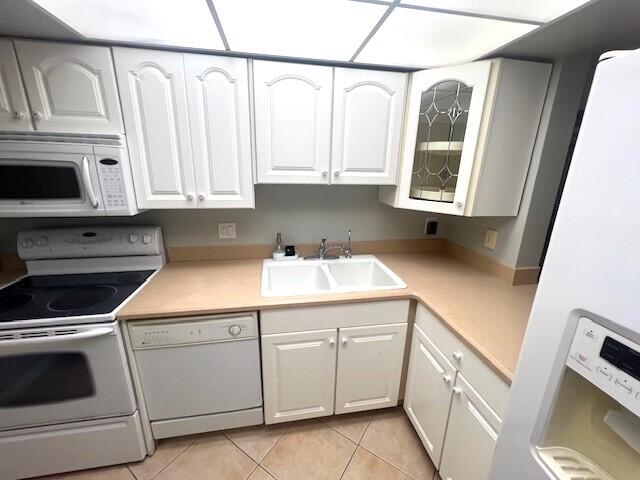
[81,155,99,209]
[0,326,114,354]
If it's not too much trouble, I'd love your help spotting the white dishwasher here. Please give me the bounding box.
[129,312,263,439]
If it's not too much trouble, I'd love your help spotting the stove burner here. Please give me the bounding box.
[48,286,117,312]
[0,293,34,313]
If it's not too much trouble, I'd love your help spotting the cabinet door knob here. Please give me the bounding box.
[334,170,340,177]
[341,338,348,346]
[453,386,463,396]
[452,351,463,362]
[12,110,23,119]
[198,193,205,201]
[455,201,463,208]
[32,111,41,120]
[442,374,452,384]
[186,193,194,201]
[321,170,328,177]
[329,338,336,348]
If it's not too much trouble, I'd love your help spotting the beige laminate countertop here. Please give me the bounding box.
[119,253,536,383]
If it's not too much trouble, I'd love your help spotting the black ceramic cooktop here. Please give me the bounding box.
[0,270,155,322]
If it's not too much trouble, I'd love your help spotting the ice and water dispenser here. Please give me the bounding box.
[536,317,640,479]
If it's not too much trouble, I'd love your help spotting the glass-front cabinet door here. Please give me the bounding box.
[398,61,492,215]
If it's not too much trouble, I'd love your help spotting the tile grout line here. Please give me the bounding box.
[358,442,423,480]
[338,414,373,480]
[144,435,196,480]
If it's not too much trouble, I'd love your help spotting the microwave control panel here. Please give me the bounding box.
[567,317,640,416]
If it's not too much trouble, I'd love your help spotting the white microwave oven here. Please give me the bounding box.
[0,133,139,217]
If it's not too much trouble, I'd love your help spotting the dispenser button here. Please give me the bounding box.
[615,378,633,394]
[142,233,152,244]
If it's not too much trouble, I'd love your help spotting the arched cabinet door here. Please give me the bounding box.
[0,40,32,132]
[331,68,407,185]
[397,61,492,216]
[113,47,197,209]
[254,61,332,184]
[14,40,123,134]
[184,54,254,208]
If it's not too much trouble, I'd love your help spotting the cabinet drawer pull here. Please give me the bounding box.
[442,374,452,385]
[452,351,463,362]
[453,386,463,396]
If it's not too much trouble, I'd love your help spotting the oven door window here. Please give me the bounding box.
[0,353,95,407]
[0,164,81,201]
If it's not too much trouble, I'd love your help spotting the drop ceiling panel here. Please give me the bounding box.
[357,8,537,68]
[399,0,593,23]
[214,0,388,61]
[32,0,225,49]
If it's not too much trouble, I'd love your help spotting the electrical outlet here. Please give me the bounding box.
[218,223,236,239]
[484,228,497,250]
[424,217,439,236]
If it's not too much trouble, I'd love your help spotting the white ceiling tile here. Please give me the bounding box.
[399,0,593,23]
[357,8,538,68]
[33,0,225,49]
[214,0,388,61]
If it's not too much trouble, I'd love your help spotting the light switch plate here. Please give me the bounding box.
[218,223,236,239]
[484,228,497,250]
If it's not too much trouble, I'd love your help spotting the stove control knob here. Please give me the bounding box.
[128,233,139,244]
[228,325,242,337]
[36,236,49,247]
[142,233,153,244]
[21,237,34,248]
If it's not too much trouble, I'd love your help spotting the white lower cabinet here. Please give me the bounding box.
[261,329,337,424]
[260,300,409,424]
[404,324,456,466]
[404,304,508,479]
[335,323,407,414]
[438,374,501,480]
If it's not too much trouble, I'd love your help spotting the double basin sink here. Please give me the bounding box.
[261,255,406,297]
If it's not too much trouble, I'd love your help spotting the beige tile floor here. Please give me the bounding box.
[40,407,436,480]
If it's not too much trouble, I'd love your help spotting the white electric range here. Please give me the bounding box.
[0,226,164,480]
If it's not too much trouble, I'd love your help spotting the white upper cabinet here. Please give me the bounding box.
[0,40,32,132]
[114,47,197,209]
[14,41,123,134]
[438,374,502,480]
[380,58,551,216]
[184,54,254,208]
[331,68,406,185]
[254,61,332,184]
[335,323,407,414]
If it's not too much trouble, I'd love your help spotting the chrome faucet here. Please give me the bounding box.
[309,230,353,260]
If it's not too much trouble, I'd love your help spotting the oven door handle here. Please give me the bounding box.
[81,155,100,209]
[0,326,114,353]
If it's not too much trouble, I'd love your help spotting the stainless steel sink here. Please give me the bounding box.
[261,255,406,297]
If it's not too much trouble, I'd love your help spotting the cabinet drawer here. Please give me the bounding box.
[260,300,409,334]
[415,304,509,418]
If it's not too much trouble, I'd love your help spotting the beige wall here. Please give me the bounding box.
[445,53,594,269]
[0,185,432,252]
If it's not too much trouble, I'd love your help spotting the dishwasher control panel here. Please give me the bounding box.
[130,312,258,348]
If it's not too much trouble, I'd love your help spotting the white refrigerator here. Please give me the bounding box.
[490,49,640,480]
